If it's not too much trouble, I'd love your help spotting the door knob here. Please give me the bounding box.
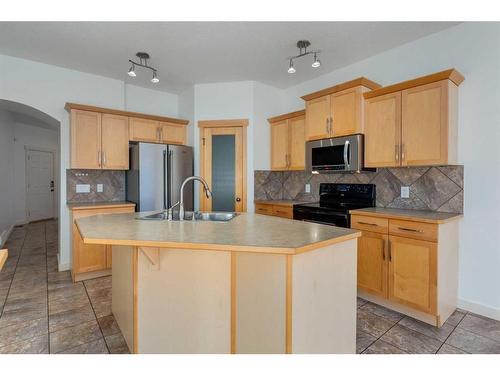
[236,197,241,202]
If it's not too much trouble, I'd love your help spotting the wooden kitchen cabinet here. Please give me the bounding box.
[129,117,160,143]
[70,109,129,170]
[70,203,135,282]
[351,210,460,327]
[302,78,381,141]
[254,202,293,219]
[364,69,464,168]
[389,235,437,314]
[268,110,305,171]
[160,122,187,144]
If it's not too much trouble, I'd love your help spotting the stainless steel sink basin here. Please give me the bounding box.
[138,211,237,222]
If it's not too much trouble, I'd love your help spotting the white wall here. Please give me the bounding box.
[12,122,60,224]
[0,111,15,245]
[280,22,500,317]
[0,54,180,270]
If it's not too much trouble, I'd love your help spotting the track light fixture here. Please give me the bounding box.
[287,40,322,74]
[127,52,159,84]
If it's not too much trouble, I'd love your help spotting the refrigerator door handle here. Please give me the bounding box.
[163,149,168,210]
[169,149,174,208]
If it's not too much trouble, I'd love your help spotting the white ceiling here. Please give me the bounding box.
[0,22,460,94]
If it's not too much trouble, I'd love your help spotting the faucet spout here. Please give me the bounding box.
[179,176,212,221]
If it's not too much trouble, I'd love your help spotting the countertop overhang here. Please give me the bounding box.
[75,212,360,255]
[350,207,463,224]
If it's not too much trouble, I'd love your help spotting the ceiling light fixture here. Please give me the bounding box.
[127,52,159,84]
[287,40,322,74]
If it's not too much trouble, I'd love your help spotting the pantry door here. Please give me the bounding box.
[199,120,247,212]
[26,148,55,221]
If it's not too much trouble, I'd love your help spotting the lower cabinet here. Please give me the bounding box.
[352,213,458,327]
[255,202,293,219]
[70,203,135,282]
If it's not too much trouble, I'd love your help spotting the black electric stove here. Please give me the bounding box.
[293,183,376,228]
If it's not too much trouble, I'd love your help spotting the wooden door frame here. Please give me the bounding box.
[25,146,57,221]
[198,119,248,212]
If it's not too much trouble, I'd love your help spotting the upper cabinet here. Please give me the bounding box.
[364,69,464,168]
[268,110,306,171]
[301,78,381,141]
[66,103,190,170]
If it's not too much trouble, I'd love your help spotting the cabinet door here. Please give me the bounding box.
[388,235,437,314]
[101,114,129,170]
[129,117,160,143]
[73,223,107,274]
[70,110,102,169]
[270,119,289,170]
[305,95,331,140]
[357,231,388,298]
[288,116,305,170]
[331,87,362,136]
[401,81,448,166]
[106,245,112,269]
[160,122,186,144]
[364,92,401,167]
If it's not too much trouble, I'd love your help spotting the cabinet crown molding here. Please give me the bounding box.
[300,77,382,101]
[65,102,190,125]
[267,110,305,124]
[364,69,465,99]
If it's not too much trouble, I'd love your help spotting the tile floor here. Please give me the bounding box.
[0,220,129,354]
[1,219,500,354]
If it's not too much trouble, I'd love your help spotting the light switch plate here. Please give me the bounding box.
[305,183,311,193]
[97,184,104,193]
[401,186,410,199]
[76,184,90,193]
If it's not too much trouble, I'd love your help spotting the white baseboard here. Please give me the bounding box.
[458,298,500,321]
[0,224,15,248]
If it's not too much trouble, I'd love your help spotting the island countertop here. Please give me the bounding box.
[75,212,360,255]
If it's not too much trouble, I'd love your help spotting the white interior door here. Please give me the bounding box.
[26,149,55,221]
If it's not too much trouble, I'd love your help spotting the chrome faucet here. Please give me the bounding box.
[179,176,212,221]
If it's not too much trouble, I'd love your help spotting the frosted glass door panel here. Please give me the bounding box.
[211,135,235,212]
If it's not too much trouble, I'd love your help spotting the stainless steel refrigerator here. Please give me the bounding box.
[126,142,194,212]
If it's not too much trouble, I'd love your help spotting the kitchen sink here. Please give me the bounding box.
[137,211,237,222]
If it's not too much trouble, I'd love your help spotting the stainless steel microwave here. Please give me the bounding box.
[306,134,367,173]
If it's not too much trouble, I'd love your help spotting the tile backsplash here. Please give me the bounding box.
[255,166,463,213]
[66,169,126,203]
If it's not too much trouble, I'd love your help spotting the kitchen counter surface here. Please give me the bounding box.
[350,207,463,224]
[254,200,309,207]
[76,212,360,255]
[67,201,136,210]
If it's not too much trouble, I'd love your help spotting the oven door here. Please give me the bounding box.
[306,134,363,173]
[293,207,349,228]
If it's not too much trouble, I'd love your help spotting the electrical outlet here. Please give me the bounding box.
[76,184,90,193]
[305,183,311,193]
[97,184,104,193]
[401,186,410,199]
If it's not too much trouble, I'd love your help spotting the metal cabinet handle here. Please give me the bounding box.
[388,240,392,262]
[103,152,106,167]
[397,227,424,233]
[330,117,333,134]
[98,151,101,167]
[395,144,399,163]
[160,128,164,142]
[382,239,386,261]
[401,144,405,161]
[326,118,329,133]
[358,221,377,226]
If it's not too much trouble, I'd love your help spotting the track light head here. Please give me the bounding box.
[312,53,321,68]
[287,59,296,74]
[128,65,136,77]
[151,71,159,83]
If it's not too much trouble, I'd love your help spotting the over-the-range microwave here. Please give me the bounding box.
[306,134,371,174]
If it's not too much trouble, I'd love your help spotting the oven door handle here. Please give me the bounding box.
[294,208,348,217]
[344,140,350,169]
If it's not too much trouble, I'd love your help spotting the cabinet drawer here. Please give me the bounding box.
[272,206,293,219]
[255,204,273,216]
[351,215,388,234]
[389,219,437,242]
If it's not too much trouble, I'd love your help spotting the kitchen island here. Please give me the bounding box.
[76,212,361,354]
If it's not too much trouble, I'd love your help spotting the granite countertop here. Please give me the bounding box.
[254,200,308,207]
[75,212,360,255]
[350,207,463,224]
[67,201,136,210]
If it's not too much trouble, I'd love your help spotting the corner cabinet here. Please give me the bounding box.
[364,69,464,168]
[70,203,135,282]
[66,103,190,170]
[351,212,460,327]
[268,110,305,171]
[302,78,381,141]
